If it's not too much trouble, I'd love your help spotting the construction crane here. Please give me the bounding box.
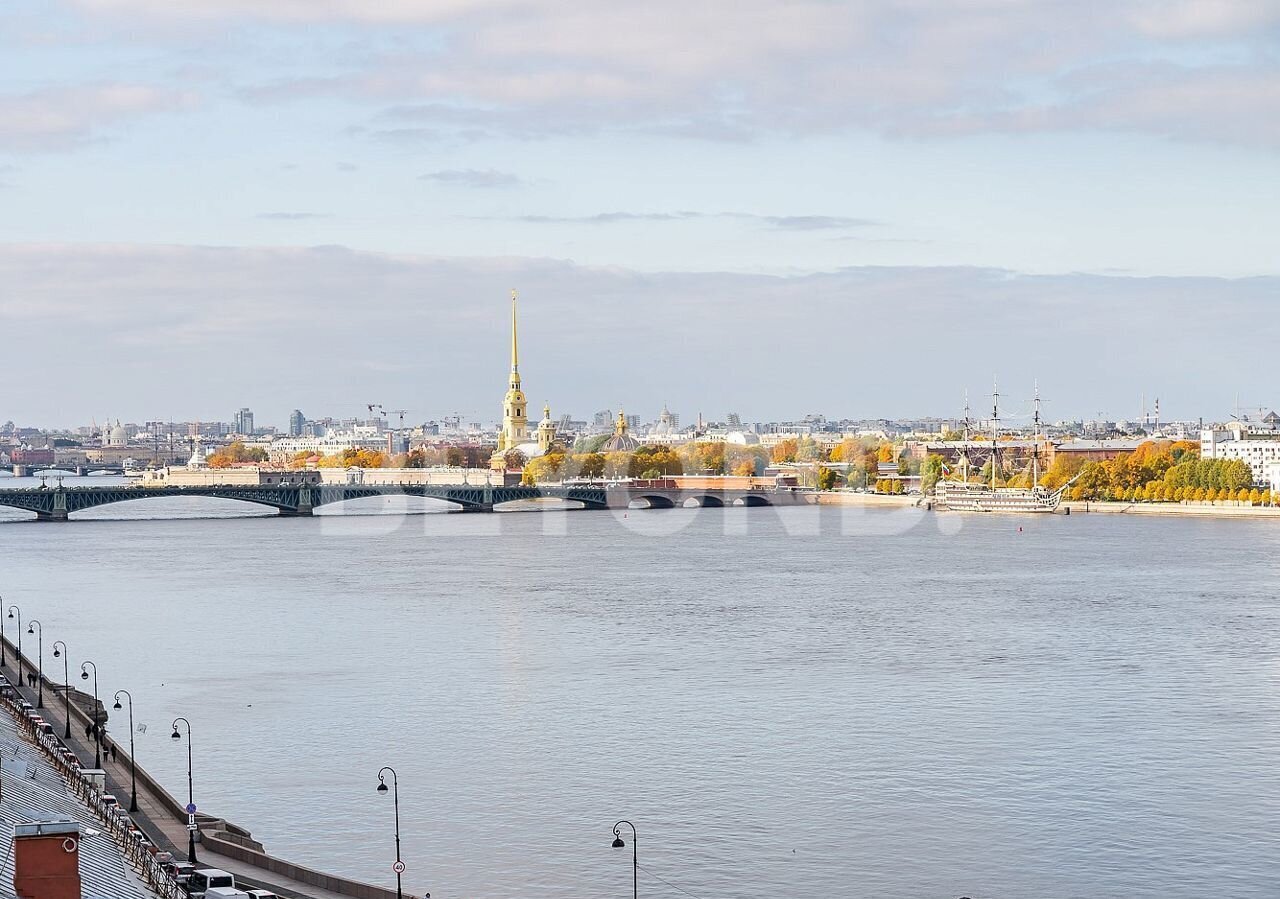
[390,409,410,430]
[366,403,385,420]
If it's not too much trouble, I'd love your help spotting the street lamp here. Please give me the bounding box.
[376,767,404,899]
[112,690,138,812]
[612,820,638,899]
[52,641,71,739]
[171,717,197,864]
[79,661,100,768]
[0,594,6,669]
[27,619,42,708]
[7,606,21,684]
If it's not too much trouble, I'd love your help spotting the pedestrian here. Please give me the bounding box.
[85,721,93,739]
[109,742,117,762]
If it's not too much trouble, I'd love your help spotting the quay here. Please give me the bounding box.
[0,633,419,899]
[0,480,811,521]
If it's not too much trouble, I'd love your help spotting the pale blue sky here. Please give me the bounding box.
[1,1,1278,425]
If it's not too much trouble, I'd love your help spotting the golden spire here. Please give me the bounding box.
[510,288,519,374]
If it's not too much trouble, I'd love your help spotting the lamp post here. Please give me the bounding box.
[112,690,138,811]
[612,820,638,899]
[79,661,100,768]
[0,594,6,669]
[27,619,42,708]
[376,767,403,899]
[171,717,197,864]
[7,606,20,684]
[52,641,70,739]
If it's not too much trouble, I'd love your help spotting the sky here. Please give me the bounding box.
[1,0,1278,428]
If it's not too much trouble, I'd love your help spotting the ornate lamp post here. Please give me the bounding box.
[0,594,6,669]
[171,717,197,864]
[79,661,100,768]
[26,619,42,707]
[7,606,21,684]
[52,641,70,738]
[376,767,404,899]
[612,820,638,899]
[112,690,138,812]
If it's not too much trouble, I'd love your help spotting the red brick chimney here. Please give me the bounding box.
[13,820,82,899]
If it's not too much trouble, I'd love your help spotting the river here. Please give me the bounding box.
[2,474,1279,898]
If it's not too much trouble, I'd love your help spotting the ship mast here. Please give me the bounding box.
[991,379,999,491]
[1032,380,1041,488]
[960,389,971,483]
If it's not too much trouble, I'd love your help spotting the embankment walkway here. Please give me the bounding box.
[0,637,418,899]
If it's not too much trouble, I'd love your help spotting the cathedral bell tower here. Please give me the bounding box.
[497,289,529,453]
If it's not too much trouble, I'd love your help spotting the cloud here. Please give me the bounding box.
[67,0,1280,149]
[256,212,332,220]
[420,168,524,188]
[756,215,878,231]
[0,83,197,152]
[503,211,878,230]
[0,241,1274,424]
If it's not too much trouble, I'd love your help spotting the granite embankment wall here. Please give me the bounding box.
[1062,500,1280,518]
[1,635,405,899]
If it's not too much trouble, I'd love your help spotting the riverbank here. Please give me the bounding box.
[1062,500,1280,518]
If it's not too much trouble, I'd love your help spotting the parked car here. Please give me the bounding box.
[245,890,280,899]
[204,889,251,899]
[162,860,196,884]
[184,867,236,898]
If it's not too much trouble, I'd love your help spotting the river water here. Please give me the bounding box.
[1,474,1279,898]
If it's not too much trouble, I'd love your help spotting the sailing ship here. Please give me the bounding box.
[932,383,1073,513]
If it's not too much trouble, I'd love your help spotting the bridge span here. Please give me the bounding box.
[0,482,812,521]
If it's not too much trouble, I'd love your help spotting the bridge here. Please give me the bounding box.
[0,482,810,521]
[0,463,127,478]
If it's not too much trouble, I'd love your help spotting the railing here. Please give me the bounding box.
[0,691,185,899]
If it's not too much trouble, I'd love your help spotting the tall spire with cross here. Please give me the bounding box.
[497,289,529,452]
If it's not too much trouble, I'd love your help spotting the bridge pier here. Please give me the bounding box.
[75,466,87,477]
[277,507,313,517]
[11,465,28,478]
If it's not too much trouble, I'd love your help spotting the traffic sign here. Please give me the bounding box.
[392,861,406,875]
[186,803,197,814]
[187,823,198,832]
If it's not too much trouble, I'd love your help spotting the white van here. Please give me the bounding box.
[205,889,251,899]
[185,868,236,897]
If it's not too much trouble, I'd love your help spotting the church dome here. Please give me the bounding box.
[602,409,640,453]
[108,423,128,446]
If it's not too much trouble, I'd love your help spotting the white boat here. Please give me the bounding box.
[932,382,1075,513]
[934,479,1062,512]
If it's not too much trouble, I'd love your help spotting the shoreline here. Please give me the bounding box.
[815,490,1280,519]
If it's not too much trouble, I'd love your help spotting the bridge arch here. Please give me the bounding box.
[682,495,725,508]
[735,494,773,507]
[629,494,676,510]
